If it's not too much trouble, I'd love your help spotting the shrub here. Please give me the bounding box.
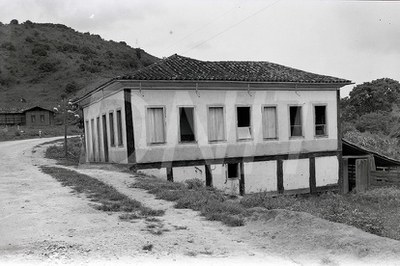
[32,43,50,56]
[1,42,16,51]
[10,19,18,25]
[39,61,58,72]
[185,178,204,189]
[64,81,78,94]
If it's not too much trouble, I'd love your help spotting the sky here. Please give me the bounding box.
[1,0,400,97]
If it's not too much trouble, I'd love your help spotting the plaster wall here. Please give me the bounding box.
[172,165,206,183]
[138,168,168,180]
[130,89,338,164]
[315,156,339,186]
[83,90,128,163]
[283,158,310,190]
[244,161,277,193]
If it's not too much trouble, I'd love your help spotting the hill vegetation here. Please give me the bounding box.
[0,19,158,107]
[341,78,400,159]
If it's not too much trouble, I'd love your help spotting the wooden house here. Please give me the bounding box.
[0,105,54,126]
[75,54,351,195]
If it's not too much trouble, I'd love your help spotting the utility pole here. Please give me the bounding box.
[64,101,68,158]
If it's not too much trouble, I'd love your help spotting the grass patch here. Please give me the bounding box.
[40,166,164,220]
[130,176,246,227]
[241,187,400,240]
[131,174,400,238]
[44,137,82,166]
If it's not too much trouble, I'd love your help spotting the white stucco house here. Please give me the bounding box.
[75,54,351,195]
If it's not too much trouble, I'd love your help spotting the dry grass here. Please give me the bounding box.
[130,177,246,227]
[241,187,400,240]
[40,166,164,220]
[44,137,82,166]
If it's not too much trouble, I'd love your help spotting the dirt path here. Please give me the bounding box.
[1,138,400,265]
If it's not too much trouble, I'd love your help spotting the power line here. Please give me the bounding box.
[182,0,281,55]
[159,5,240,56]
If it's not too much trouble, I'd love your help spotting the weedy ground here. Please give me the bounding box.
[40,166,164,220]
[133,174,400,240]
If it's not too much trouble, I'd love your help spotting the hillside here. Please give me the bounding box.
[0,19,159,107]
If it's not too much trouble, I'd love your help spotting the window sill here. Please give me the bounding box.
[289,136,304,140]
[148,142,167,146]
[178,141,198,145]
[263,138,279,141]
[208,140,227,144]
[237,138,253,142]
[314,135,329,139]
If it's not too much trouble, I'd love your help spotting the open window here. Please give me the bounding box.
[227,163,239,179]
[116,110,123,146]
[314,105,327,136]
[179,107,195,142]
[147,107,166,144]
[289,106,302,137]
[109,112,115,146]
[237,106,252,140]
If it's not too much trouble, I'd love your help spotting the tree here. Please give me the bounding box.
[346,78,400,117]
[53,97,80,157]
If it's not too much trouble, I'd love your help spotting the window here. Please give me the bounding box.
[227,163,239,179]
[91,119,96,160]
[85,121,90,159]
[31,115,36,123]
[289,106,302,137]
[96,117,101,160]
[263,106,277,139]
[237,106,251,140]
[315,105,327,136]
[208,106,225,142]
[109,112,115,146]
[147,107,165,144]
[40,115,45,122]
[116,110,123,146]
[179,107,195,142]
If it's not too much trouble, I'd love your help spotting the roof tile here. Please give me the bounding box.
[120,54,351,84]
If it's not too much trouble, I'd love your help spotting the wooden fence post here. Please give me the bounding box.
[342,158,349,194]
[356,159,369,193]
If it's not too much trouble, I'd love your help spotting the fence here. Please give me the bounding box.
[370,171,400,187]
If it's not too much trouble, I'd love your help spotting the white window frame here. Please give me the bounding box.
[207,105,226,143]
[262,105,278,140]
[177,106,197,144]
[288,105,304,138]
[313,104,328,138]
[146,106,166,145]
[236,104,253,141]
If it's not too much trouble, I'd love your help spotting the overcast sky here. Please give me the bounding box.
[1,0,400,97]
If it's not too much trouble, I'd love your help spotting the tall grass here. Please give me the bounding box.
[44,137,82,165]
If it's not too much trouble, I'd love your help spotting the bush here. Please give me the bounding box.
[39,61,58,72]
[64,81,78,94]
[1,42,16,51]
[32,43,50,56]
[10,19,18,25]
[185,178,204,189]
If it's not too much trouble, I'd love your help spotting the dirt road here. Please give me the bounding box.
[1,138,400,265]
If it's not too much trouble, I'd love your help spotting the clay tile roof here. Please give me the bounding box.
[120,54,351,84]
[0,103,55,114]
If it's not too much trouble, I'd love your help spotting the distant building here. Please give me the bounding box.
[76,54,351,195]
[0,105,55,126]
